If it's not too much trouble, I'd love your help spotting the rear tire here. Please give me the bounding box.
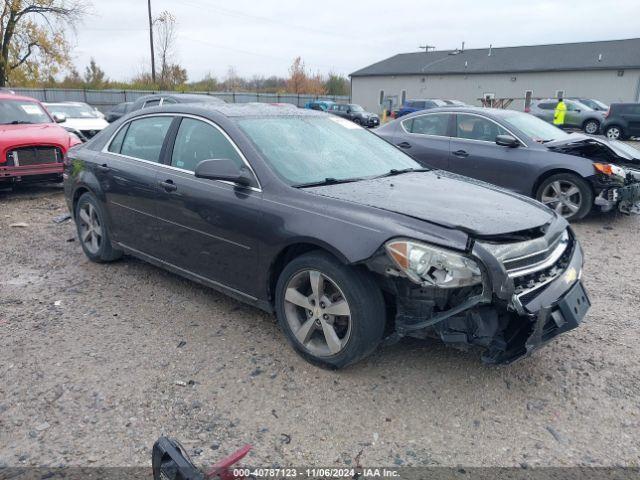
[583,119,600,135]
[605,125,624,140]
[75,192,123,262]
[275,251,386,369]
[535,173,593,221]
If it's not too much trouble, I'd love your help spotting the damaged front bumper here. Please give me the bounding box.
[374,221,590,364]
[595,182,640,214]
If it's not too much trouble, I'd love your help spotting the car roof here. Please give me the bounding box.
[134,102,324,118]
[399,106,518,119]
[0,92,42,102]
[43,101,87,106]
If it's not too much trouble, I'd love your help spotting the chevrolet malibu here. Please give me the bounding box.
[64,104,590,368]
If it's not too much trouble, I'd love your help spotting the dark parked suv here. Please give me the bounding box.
[64,103,589,367]
[602,103,640,140]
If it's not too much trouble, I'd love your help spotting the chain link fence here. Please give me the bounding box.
[9,88,351,112]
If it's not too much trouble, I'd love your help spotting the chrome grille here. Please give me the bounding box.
[479,229,573,298]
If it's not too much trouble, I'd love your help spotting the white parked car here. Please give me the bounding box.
[43,102,109,141]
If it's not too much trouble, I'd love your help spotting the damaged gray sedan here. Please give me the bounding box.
[64,104,589,368]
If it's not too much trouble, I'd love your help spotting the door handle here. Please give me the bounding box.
[158,179,177,192]
[452,150,469,158]
[96,164,110,173]
[397,141,412,149]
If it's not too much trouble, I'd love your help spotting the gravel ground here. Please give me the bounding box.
[1,183,639,469]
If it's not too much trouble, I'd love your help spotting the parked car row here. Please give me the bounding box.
[4,91,638,369]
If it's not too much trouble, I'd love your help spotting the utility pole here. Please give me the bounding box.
[147,0,156,83]
[419,44,435,52]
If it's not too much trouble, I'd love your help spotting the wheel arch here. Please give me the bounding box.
[531,168,595,198]
[267,240,351,305]
[582,117,601,129]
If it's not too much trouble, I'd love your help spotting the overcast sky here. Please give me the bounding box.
[71,0,639,82]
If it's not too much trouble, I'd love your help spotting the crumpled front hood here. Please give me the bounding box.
[545,133,640,162]
[307,171,555,237]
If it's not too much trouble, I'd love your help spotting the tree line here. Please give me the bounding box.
[0,1,350,95]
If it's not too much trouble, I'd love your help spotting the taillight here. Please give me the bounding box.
[524,106,530,113]
[604,108,610,118]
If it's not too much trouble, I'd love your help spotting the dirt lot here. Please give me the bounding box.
[1,184,639,469]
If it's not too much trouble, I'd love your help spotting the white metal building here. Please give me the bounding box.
[350,38,640,113]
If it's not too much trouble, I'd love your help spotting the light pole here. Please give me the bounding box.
[148,0,156,83]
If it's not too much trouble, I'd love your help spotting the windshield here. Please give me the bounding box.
[46,103,100,118]
[579,99,608,111]
[502,111,570,142]
[349,105,364,112]
[0,99,51,124]
[238,116,421,186]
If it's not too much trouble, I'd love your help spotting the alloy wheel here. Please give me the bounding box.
[78,203,103,254]
[584,121,599,135]
[540,180,582,218]
[606,127,621,140]
[283,269,352,357]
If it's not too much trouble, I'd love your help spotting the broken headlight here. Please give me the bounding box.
[385,239,483,288]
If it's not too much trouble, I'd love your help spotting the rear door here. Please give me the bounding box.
[395,113,452,169]
[447,113,535,194]
[155,116,263,296]
[98,115,174,256]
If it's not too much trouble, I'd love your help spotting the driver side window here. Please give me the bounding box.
[171,118,244,172]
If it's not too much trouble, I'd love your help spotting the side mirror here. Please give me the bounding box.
[495,134,519,148]
[194,159,254,187]
[53,114,66,123]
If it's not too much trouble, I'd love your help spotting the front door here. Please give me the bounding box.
[447,113,535,195]
[155,116,262,296]
[98,115,174,256]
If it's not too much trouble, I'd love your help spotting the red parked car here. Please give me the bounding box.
[0,93,81,185]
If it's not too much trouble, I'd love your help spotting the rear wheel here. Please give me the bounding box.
[275,251,385,369]
[75,192,123,262]
[605,125,624,140]
[583,119,600,135]
[536,173,593,221]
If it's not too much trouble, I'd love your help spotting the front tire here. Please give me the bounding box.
[535,173,593,221]
[605,125,624,140]
[275,251,386,369]
[75,192,123,262]
[583,119,600,135]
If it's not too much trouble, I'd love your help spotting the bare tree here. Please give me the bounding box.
[0,0,86,86]
[153,10,177,89]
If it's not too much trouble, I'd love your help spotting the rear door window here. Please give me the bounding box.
[402,113,450,136]
[538,102,556,110]
[119,116,173,162]
[171,118,244,171]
